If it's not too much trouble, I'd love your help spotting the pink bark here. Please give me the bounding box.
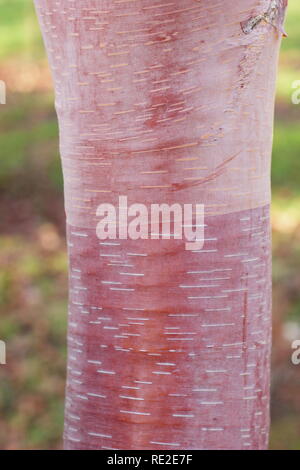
[34,0,287,450]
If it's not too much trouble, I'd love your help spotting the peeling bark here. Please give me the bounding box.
[33,0,286,450]
[241,0,288,36]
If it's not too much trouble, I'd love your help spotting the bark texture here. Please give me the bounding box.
[34,0,286,450]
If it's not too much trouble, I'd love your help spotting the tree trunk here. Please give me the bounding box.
[34,0,287,450]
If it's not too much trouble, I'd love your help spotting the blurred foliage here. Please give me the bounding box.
[0,0,300,450]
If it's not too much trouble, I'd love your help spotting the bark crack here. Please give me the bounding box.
[241,0,288,37]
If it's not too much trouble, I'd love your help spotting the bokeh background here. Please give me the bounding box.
[0,0,299,450]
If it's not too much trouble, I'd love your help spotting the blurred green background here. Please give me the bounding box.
[0,0,300,450]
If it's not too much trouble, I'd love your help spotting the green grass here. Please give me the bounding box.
[272,122,300,193]
[0,0,43,60]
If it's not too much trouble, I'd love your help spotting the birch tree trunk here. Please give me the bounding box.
[34,0,287,450]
